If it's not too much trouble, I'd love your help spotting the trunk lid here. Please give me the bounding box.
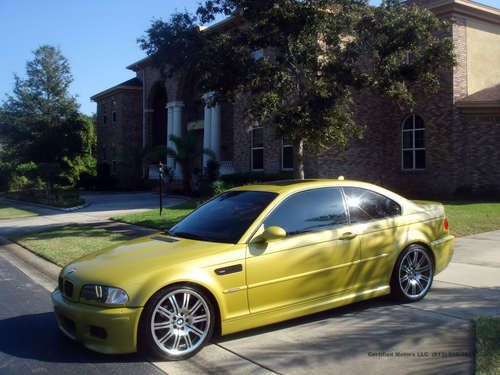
[411,200,445,218]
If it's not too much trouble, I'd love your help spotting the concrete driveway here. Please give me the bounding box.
[0,192,185,237]
[155,231,500,375]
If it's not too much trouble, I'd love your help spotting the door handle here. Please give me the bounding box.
[339,232,357,240]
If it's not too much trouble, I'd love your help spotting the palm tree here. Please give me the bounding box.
[144,130,214,195]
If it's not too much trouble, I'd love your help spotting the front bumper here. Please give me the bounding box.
[431,234,455,275]
[51,289,143,354]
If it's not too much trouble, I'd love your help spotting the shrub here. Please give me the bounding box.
[0,160,12,191]
[211,180,228,196]
[205,159,220,182]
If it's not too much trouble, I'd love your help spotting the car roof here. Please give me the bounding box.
[232,178,392,195]
[231,179,412,212]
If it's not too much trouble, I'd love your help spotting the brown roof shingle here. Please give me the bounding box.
[457,85,500,113]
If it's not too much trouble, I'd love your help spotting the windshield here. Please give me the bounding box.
[168,190,278,243]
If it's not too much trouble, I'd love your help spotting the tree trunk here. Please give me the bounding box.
[293,138,305,180]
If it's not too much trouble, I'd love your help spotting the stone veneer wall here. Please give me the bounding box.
[232,95,283,174]
[459,114,500,196]
[96,90,143,188]
[231,83,463,197]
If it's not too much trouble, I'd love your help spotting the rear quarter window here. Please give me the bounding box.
[343,187,401,223]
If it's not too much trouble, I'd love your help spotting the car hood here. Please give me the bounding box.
[61,233,236,287]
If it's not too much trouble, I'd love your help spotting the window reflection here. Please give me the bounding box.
[264,188,348,235]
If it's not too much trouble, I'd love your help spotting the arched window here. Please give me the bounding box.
[402,114,425,170]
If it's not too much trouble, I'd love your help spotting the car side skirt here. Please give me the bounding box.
[220,284,390,336]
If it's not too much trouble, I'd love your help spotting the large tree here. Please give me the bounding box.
[0,45,95,192]
[139,0,454,179]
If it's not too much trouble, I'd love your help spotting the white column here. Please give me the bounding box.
[202,92,222,166]
[166,101,184,179]
[210,103,221,161]
[202,103,212,167]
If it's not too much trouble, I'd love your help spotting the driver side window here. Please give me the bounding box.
[263,188,348,236]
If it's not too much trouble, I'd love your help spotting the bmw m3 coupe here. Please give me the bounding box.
[52,179,454,360]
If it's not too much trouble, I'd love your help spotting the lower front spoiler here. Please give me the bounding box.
[51,289,143,354]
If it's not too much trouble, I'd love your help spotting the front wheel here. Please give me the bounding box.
[390,244,434,302]
[139,285,215,361]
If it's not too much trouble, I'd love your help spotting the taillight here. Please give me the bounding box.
[443,217,449,232]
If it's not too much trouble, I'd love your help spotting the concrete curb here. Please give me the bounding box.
[0,220,158,286]
[0,236,60,290]
[2,197,91,212]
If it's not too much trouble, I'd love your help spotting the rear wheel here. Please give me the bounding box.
[390,244,434,302]
[140,285,215,360]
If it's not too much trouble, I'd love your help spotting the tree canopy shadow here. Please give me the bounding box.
[0,312,146,364]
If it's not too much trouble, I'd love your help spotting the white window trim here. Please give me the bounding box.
[251,124,264,171]
[281,137,294,171]
[401,114,425,171]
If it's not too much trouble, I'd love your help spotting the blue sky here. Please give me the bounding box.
[1,0,500,115]
[0,0,202,115]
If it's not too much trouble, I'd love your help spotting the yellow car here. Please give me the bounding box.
[52,179,454,360]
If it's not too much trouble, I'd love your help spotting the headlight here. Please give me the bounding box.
[80,284,129,305]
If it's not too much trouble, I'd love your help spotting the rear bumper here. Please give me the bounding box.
[431,234,455,275]
[52,289,142,354]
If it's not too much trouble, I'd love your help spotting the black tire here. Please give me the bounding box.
[390,244,434,302]
[139,284,215,361]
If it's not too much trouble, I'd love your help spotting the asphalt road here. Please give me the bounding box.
[0,256,164,375]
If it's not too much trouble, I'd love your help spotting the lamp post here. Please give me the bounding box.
[158,161,165,216]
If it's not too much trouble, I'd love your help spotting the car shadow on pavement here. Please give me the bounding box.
[0,312,145,363]
[213,292,478,375]
[215,295,395,342]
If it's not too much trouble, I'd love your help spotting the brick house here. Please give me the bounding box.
[91,0,500,198]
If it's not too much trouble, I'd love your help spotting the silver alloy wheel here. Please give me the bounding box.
[150,288,211,357]
[398,248,433,299]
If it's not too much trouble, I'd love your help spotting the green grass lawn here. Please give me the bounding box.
[0,204,38,220]
[13,224,133,267]
[444,202,500,237]
[475,317,500,375]
[112,200,201,230]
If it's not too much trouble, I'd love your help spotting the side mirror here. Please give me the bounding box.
[256,226,287,243]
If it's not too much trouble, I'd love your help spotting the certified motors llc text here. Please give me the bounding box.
[368,351,472,359]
